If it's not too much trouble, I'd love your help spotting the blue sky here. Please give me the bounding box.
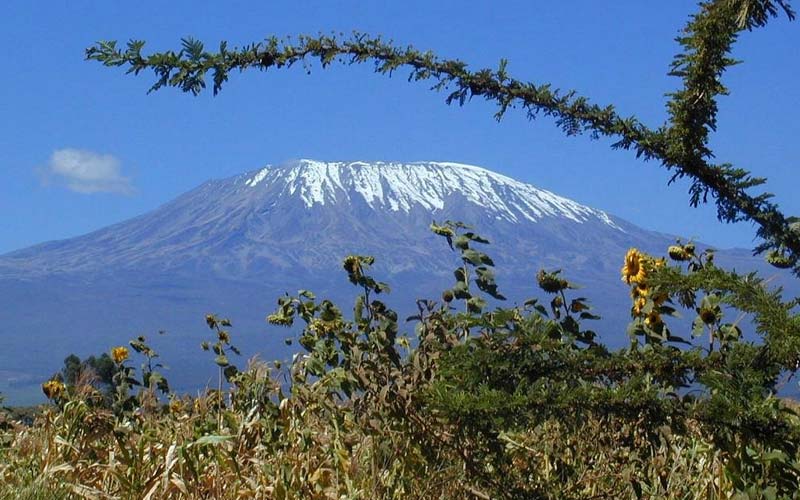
[1,1,797,254]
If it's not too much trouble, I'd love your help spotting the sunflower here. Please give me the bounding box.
[308,318,346,336]
[653,292,669,307]
[644,311,663,327]
[632,297,647,316]
[632,283,670,307]
[699,308,717,325]
[111,346,129,364]
[169,398,185,414]
[537,269,569,294]
[42,379,65,400]
[668,245,690,261]
[621,248,648,284]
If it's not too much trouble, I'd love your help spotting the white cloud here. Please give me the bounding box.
[44,148,134,194]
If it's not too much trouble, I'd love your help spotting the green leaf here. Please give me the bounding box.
[306,356,325,376]
[194,434,234,446]
[453,281,471,299]
[467,296,487,314]
[223,365,239,382]
[464,232,489,244]
[475,266,493,279]
[692,317,705,337]
[214,354,229,367]
[319,300,341,321]
[354,295,365,323]
[462,249,494,266]
[298,289,316,299]
[666,333,690,345]
[475,273,505,300]
[430,222,454,249]
[560,316,579,335]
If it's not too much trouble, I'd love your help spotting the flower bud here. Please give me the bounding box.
[644,311,662,327]
[537,270,568,294]
[632,297,646,316]
[668,245,689,261]
[698,308,717,325]
[766,250,793,269]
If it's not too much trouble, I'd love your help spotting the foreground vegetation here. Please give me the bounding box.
[1,0,798,497]
[1,223,799,498]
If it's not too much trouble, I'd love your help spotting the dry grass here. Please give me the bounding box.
[0,362,749,500]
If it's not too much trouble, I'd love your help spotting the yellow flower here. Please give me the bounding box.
[621,248,648,284]
[169,398,185,414]
[111,346,129,364]
[644,311,662,327]
[632,297,647,316]
[309,318,345,336]
[42,379,65,400]
[632,283,669,308]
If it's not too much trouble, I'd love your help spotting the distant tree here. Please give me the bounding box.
[61,354,81,386]
[59,353,117,389]
[83,354,116,387]
[86,0,799,276]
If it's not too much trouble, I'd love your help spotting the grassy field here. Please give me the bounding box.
[0,361,759,500]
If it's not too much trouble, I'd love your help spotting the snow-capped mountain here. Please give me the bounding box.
[0,160,788,404]
[0,160,628,279]
[243,160,622,228]
[0,160,638,281]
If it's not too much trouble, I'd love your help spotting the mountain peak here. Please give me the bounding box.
[0,159,626,280]
[240,160,622,229]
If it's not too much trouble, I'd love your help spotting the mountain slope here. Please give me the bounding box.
[0,160,626,278]
[0,160,790,404]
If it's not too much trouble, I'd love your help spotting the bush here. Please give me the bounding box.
[3,221,798,498]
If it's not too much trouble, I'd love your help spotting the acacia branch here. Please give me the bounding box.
[85,0,799,274]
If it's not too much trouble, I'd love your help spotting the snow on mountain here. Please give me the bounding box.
[0,159,636,280]
[241,160,623,229]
